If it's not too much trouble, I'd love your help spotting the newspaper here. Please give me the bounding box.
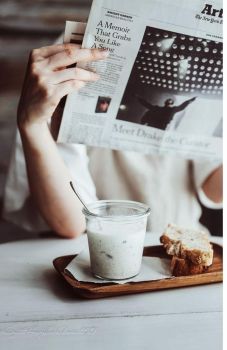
[58,0,223,161]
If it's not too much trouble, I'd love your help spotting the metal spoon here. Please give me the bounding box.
[70,181,94,216]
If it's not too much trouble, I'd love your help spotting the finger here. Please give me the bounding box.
[52,67,100,84]
[31,43,81,61]
[55,80,87,99]
[45,47,109,70]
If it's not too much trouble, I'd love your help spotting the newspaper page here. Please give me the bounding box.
[58,0,223,161]
[63,21,86,45]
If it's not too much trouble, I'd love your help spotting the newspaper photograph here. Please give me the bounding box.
[58,0,223,161]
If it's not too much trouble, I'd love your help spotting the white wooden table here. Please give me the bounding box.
[0,233,222,350]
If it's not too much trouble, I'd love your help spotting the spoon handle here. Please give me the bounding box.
[70,181,90,212]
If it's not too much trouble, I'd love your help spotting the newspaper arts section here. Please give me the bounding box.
[58,0,223,161]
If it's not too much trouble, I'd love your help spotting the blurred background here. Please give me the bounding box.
[0,0,222,242]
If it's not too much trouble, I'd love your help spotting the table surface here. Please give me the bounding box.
[0,232,223,350]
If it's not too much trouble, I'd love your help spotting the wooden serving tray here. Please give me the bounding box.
[53,244,223,299]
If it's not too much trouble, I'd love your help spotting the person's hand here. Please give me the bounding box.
[17,43,109,131]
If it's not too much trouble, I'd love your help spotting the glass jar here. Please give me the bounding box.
[83,200,151,280]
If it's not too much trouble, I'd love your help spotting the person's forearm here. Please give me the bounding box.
[202,166,223,204]
[137,97,152,109]
[16,44,107,237]
[19,122,85,238]
[175,101,189,112]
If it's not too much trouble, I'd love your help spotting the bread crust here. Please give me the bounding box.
[171,256,207,277]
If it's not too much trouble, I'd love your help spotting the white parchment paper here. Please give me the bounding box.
[65,247,172,285]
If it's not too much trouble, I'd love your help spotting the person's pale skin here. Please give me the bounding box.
[18,43,223,239]
[202,165,223,204]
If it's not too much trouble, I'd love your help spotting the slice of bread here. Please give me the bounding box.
[160,224,213,276]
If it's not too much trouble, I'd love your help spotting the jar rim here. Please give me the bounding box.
[82,200,151,221]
